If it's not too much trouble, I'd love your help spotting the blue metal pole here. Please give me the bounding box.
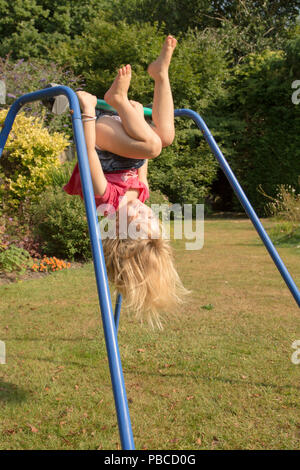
[174,109,300,308]
[114,293,123,332]
[0,87,135,450]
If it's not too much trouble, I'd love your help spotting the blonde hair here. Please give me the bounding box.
[102,235,189,328]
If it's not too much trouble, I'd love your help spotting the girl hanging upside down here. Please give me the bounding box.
[64,35,189,327]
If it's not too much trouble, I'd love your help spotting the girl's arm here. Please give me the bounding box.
[77,91,107,196]
[137,159,149,189]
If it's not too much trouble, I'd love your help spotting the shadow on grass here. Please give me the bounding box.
[126,368,300,393]
[10,336,97,342]
[0,379,28,404]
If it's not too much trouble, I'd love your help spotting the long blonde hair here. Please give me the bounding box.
[102,235,189,328]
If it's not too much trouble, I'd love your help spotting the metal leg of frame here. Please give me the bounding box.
[174,108,300,308]
[0,86,135,450]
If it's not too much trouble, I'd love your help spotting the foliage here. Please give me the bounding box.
[53,21,167,104]
[209,38,300,214]
[106,0,298,61]
[52,21,228,110]
[46,160,76,189]
[0,1,297,64]
[145,189,169,207]
[261,184,300,246]
[263,185,300,223]
[104,0,213,35]
[0,213,41,258]
[0,1,298,216]
[148,124,218,206]
[106,0,298,35]
[0,243,33,274]
[268,222,300,248]
[0,110,69,211]
[29,187,91,261]
[0,55,85,137]
[52,23,226,206]
[0,0,107,60]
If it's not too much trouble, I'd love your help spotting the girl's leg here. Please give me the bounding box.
[148,35,177,147]
[96,65,162,159]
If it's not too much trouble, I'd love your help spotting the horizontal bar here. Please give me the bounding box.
[96,98,152,117]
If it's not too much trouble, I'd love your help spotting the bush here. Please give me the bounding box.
[264,184,300,223]
[261,184,300,246]
[46,160,76,189]
[211,38,300,215]
[145,189,169,207]
[0,56,85,137]
[0,110,69,211]
[0,213,41,258]
[53,20,228,111]
[29,187,91,261]
[148,124,218,206]
[0,244,33,274]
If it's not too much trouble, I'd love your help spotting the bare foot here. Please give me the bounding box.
[147,35,177,80]
[104,64,132,107]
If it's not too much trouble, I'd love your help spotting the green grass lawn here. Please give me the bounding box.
[0,218,299,450]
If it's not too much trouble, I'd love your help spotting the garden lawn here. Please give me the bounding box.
[0,217,299,450]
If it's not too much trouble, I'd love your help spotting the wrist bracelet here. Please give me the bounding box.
[82,113,96,118]
[82,117,97,122]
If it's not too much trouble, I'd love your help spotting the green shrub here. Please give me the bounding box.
[0,110,69,212]
[264,184,300,223]
[46,160,76,189]
[0,213,41,258]
[53,20,228,111]
[261,184,300,246]
[30,188,91,261]
[0,56,85,138]
[0,244,33,274]
[148,124,218,206]
[212,39,300,215]
[145,189,169,206]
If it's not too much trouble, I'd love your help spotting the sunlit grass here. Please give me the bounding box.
[0,218,299,450]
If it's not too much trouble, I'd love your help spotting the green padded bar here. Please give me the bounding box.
[96,98,152,117]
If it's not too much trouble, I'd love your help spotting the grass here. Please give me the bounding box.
[0,217,300,450]
[269,222,300,248]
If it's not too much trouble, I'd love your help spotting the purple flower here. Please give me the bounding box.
[7,93,16,99]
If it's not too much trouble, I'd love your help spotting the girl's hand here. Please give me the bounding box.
[76,91,97,115]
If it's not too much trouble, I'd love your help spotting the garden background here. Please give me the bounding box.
[0,0,299,270]
[0,0,300,451]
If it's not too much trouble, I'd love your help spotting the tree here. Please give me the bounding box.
[106,0,299,62]
[0,0,107,59]
[209,32,300,214]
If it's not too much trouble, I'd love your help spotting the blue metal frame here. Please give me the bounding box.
[174,109,300,308]
[114,293,123,332]
[0,86,135,450]
[0,89,298,451]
